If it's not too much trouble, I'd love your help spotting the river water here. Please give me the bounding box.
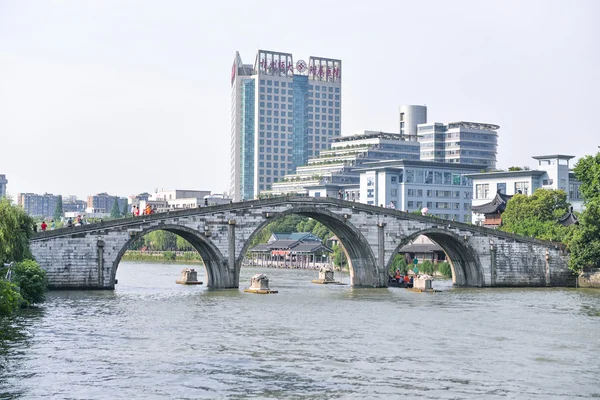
[1,262,599,399]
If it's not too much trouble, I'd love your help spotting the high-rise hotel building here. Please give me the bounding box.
[229,50,342,201]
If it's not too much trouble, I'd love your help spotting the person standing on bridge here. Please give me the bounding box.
[40,221,47,232]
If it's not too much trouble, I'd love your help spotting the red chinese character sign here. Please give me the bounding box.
[257,50,294,78]
[308,57,341,83]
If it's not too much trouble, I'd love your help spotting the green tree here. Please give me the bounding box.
[146,230,178,251]
[390,254,408,275]
[508,166,523,171]
[568,152,600,271]
[11,260,48,307]
[249,215,309,247]
[438,261,452,279]
[121,201,129,217]
[54,195,63,221]
[0,280,22,316]
[0,197,34,265]
[499,189,572,242]
[110,196,121,219]
[420,260,434,275]
[176,236,194,251]
[573,152,600,201]
[332,243,347,269]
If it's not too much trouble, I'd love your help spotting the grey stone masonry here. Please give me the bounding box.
[30,196,575,289]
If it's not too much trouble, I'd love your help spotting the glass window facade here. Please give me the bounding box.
[240,79,255,200]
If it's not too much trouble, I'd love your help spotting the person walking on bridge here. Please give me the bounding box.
[40,221,47,232]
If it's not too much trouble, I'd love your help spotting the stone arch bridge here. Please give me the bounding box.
[30,197,574,289]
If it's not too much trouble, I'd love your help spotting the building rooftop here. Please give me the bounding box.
[465,170,546,179]
[354,159,483,172]
[333,131,416,143]
[531,155,575,160]
[446,121,500,131]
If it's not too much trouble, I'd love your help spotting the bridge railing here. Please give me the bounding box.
[31,195,567,250]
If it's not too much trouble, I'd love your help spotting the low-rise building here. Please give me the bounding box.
[468,154,584,226]
[150,190,210,202]
[87,193,127,214]
[135,190,230,212]
[63,195,87,213]
[247,232,333,268]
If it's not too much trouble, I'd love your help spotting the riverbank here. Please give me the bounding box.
[122,251,203,264]
[578,268,600,288]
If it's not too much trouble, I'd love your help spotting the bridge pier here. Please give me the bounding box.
[228,219,238,288]
[97,239,105,287]
[377,223,386,286]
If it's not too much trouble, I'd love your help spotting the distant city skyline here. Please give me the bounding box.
[1,0,598,199]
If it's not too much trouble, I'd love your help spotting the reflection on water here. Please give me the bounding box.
[1,261,599,399]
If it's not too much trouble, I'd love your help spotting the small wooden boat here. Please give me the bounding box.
[388,277,413,288]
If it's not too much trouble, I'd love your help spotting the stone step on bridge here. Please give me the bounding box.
[30,196,575,290]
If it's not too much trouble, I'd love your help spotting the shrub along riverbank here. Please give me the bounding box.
[1,197,48,317]
[122,251,204,264]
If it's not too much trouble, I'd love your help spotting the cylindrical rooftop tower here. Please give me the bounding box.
[399,105,427,136]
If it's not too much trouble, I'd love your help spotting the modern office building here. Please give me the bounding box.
[418,121,499,169]
[399,105,427,136]
[17,192,60,218]
[87,193,127,214]
[230,49,342,201]
[0,174,7,198]
[468,154,584,226]
[267,130,420,197]
[355,160,481,222]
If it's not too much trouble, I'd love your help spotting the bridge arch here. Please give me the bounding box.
[387,228,484,287]
[112,224,228,288]
[238,206,380,287]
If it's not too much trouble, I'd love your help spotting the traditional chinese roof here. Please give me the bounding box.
[471,190,514,214]
[558,207,579,227]
[248,240,332,254]
[270,232,322,243]
[249,232,331,253]
[292,243,333,253]
[398,243,443,253]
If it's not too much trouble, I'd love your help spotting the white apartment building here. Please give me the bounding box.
[468,154,584,225]
[230,49,342,201]
[355,160,481,222]
[150,190,210,202]
[418,121,499,170]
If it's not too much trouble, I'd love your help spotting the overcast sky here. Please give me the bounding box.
[1,0,598,200]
